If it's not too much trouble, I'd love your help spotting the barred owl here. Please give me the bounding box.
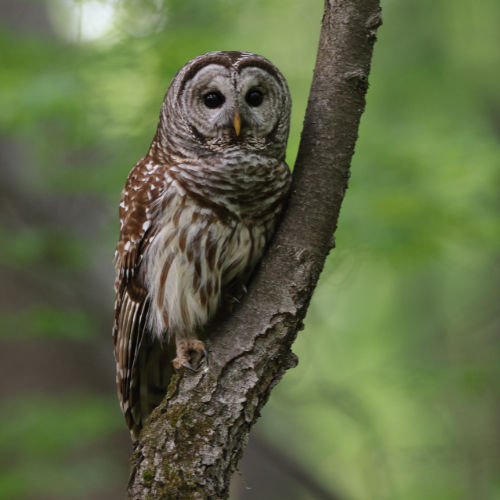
[113,51,292,439]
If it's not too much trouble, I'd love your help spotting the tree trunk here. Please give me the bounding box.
[128,0,382,498]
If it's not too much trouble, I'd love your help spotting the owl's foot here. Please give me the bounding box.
[172,339,208,371]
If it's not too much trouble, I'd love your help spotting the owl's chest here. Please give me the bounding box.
[149,186,267,288]
[167,155,290,224]
[144,190,268,336]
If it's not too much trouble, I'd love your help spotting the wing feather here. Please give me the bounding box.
[112,156,167,437]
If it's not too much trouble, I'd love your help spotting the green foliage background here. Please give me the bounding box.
[1,0,499,499]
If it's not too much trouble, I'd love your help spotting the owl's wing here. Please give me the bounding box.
[113,156,166,436]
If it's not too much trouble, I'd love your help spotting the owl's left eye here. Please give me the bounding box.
[203,91,225,109]
[245,89,264,107]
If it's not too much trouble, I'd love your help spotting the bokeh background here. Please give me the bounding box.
[1,0,499,499]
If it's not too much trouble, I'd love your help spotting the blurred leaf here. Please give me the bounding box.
[0,395,123,499]
[0,306,98,340]
[0,226,88,270]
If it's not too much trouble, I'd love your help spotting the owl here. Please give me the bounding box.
[113,51,292,439]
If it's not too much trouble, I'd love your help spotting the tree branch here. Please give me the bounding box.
[128,1,382,498]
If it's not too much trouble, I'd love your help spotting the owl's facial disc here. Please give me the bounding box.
[182,62,286,149]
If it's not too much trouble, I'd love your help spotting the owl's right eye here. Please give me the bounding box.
[203,91,225,109]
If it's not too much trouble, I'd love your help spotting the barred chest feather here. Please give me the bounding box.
[145,157,290,341]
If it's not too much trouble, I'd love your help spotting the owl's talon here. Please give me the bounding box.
[172,357,197,371]
[173,339,207,371]
[195,342,209,367]
[182,361,197,372]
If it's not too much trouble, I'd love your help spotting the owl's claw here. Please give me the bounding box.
[181,361,197,372]
[173,338,208,371]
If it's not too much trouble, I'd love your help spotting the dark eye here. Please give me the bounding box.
[245,89,264,107]
[203,91,225,109]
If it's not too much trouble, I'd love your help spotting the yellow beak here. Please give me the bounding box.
[233,112,241,136]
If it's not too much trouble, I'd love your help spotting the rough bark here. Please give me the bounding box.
[128,0,382,498]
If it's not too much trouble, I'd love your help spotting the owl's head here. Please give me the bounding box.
[155,51,291,160]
